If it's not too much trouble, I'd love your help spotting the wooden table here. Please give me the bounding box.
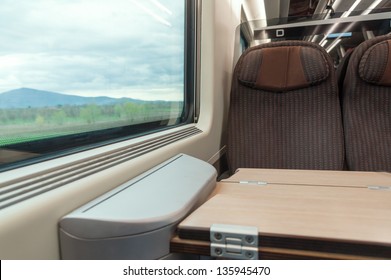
[224,168,391,188]
[171,170,391,259]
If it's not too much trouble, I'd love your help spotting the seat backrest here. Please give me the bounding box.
[342,34,391,171]
[226,40,344,174]
[336,48,354,100]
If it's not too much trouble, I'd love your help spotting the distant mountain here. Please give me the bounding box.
[0,88,145,109]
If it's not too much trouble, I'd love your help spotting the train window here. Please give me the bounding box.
[0,0,196,171]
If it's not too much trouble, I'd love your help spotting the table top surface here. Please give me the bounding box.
[173,169,391,259]
[224,168,391,188]
[179,182,391,244]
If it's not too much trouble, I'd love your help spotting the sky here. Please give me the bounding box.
[0,0,185,101]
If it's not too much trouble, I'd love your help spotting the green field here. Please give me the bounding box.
[0,102,183,146]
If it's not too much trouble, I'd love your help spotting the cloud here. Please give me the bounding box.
[0,0,185,101]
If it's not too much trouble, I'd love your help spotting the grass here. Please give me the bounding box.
[0,111,181,147]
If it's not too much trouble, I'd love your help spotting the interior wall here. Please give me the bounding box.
[0,0,243,259]
[203,0,244,159]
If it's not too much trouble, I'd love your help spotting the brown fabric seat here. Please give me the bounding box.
[342,34,391,171]
[226,40,344,174]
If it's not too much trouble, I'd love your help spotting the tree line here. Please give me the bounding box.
[0,101,183,126]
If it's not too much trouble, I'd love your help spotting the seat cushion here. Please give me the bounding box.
[359,40,391,86]
[237,45,329,92]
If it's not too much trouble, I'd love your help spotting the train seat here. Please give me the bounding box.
[342,34,391,171]
[226,40,345,174]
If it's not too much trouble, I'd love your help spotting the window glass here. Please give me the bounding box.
[0,0,191,170]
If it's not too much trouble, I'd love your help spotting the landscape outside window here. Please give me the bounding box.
[0,0,186,167]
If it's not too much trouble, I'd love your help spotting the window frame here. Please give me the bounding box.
[0,0,198,172]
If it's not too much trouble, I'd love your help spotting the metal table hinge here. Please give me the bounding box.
[239,181,268,186]
[368,185,391,191]
[210,224,258,260]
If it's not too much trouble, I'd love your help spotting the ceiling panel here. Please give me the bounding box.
[258,0,391,21]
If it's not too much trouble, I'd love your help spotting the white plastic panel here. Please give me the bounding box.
[59,154,216,259]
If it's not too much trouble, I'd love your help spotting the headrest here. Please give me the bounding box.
[237,45,329,92]
[359,40,391,86]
